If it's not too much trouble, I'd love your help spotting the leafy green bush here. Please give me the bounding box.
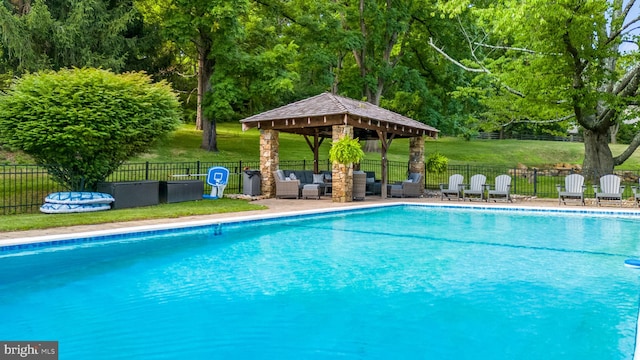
[329,137,365,165]
[616,121,640,145]
[0,68,181,190]
[426,152,449,173]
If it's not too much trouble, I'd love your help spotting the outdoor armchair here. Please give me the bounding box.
[487,175,512,202]
[593,174,625,207]
[389,173,423,198]
[439,174,464,200]
[556,173,586,205]
[462,174,486,201]
[273,170,300,199]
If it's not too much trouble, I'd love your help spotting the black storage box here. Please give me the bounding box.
[96,180,160,209]
[159,180,204,203]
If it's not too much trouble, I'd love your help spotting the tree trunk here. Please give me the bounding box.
[582,129,614,182]
[195,70,203,131]
[197,31,218,152]
[9,0,30,15]
[609,123,619,144]
[195,47,207,131]
[202,118,218,152]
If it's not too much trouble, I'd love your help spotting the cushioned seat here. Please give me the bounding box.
[364,171,381,195]
[273,170,300,199]
[388,173,423,198]
[302,184,321,199]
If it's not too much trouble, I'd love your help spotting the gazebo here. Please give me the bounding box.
[240,92,439,201]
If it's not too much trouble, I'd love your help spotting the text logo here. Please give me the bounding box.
[0,342,57,360]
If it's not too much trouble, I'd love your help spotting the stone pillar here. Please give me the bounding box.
[331,125,354,203]
[409,136,425,177]
[260,129,279,197]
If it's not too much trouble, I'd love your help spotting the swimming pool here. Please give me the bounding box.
[1,204,639,359]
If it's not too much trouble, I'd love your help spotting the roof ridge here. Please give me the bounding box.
[324,92,350,113]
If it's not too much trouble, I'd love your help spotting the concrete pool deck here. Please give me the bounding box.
[1,195,639,243]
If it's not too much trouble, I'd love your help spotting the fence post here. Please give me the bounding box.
[197,161,201,176]
[424,163,427,189]
[145,161,150,180]
[533,168,538,196]
[239,160,243,193]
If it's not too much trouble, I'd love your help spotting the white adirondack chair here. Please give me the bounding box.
[462,174,486,201]
[487,175,512,202]
[593,174,625,207]
[557,173,586,205]
[439,174,464,200]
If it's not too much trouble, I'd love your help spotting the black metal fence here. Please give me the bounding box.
[3,160,640,214]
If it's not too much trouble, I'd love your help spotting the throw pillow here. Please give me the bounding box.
[366,177,375,183]
[289,173,297,180]
[313,174,325,184]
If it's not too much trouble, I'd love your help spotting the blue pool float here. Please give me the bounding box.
[40,203,112,214]
[624,259,640,269]
[40,191,115,214]
[45,191,115,205]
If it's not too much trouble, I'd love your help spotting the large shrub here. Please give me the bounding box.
[0,68,181,190]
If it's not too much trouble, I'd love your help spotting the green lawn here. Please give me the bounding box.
[127,122,640,169]
[0,198,265,232]
[7,121,640,169]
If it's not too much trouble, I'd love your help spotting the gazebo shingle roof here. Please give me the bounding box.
[240,92,438,139]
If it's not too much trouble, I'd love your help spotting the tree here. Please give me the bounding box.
[0,0,142,74]
[432,0,640,180]
[136,0,248,152]
[0,68,181,190]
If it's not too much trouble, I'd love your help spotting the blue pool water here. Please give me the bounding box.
[1,205,640,359]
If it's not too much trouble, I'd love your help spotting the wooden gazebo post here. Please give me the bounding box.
[377,131,395,199]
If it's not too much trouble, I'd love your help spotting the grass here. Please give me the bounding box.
[0,198,266,232]
[128,122,640,169]
[7,121,640,168]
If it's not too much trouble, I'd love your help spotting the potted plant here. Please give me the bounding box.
[426,152,449,174]
[329,137,365,165]
[329,137,365,202]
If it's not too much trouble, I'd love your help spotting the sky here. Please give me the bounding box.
[620,0,640,53]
